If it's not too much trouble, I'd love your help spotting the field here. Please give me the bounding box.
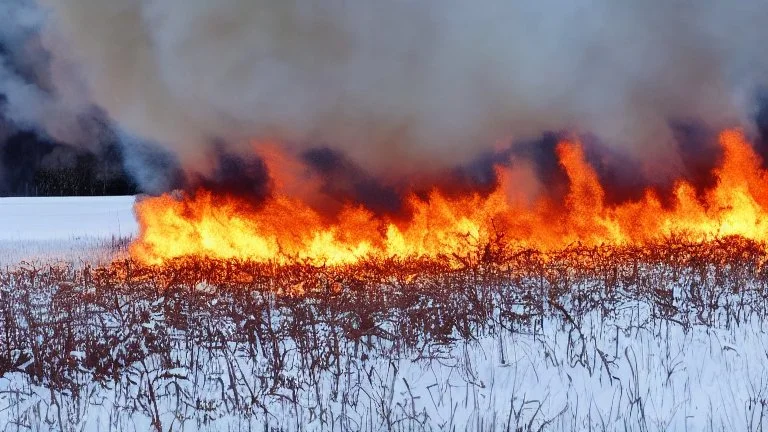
[0,197,767,431]
[0,197,136,267]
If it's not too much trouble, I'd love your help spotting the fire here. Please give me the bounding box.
[131,129,768,266]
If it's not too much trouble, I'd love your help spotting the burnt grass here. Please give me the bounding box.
[1,235,767,429]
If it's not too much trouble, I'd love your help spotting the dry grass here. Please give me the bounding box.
[0,235,766,430]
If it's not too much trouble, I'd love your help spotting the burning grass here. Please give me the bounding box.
[131,129,768,269]
[1,236,767,430]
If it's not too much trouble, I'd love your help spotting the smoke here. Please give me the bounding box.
[0,0,107,149]
[30,0,768,183]
[0,0,150,195]
[117,131,184,194]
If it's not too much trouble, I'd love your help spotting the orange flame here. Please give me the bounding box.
[130,129,768,266]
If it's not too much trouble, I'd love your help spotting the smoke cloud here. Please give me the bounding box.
[0,0,147,195]
[31,0,768,181]
[0,0,107,149]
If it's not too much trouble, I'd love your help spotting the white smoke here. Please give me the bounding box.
[32,0,768,179]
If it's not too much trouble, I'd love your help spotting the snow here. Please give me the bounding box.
[0,307,764,431]
[0,196,137,241]
[0,196,137,266]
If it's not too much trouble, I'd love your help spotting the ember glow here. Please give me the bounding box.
[130,129,768,266]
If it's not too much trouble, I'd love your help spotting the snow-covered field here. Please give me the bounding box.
[0,197,766,431]
[2,309,765,431]
[0,196,137,266]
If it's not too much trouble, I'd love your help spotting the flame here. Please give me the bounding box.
[131,129,768,266]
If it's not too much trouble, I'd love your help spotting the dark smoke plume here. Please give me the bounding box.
[0,0,143,196]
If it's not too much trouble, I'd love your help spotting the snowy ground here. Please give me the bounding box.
[0,197,765,431]
[2,309,765,431]
[0,196,137,266]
